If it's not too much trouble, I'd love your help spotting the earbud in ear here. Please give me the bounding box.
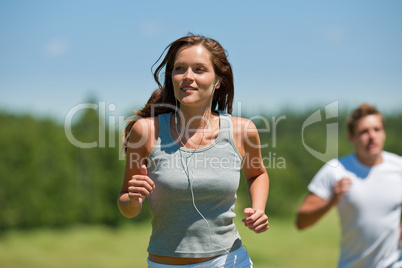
[214,80,220,88]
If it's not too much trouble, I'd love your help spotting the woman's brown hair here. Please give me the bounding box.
[123,34,234,151]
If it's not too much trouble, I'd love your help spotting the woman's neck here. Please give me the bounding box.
[176,105,212,131]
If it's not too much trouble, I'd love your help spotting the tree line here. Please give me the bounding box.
[1,105,401,230]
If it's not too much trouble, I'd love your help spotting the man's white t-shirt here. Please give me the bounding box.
[308,151,402,268]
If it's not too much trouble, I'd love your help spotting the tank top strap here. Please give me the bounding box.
[157,112,174,147]
[158,113,171,134]
[216,110,232,144]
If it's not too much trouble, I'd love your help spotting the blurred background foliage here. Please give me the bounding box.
[1,102,401,231]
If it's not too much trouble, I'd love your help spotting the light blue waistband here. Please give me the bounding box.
[147,246,252,268]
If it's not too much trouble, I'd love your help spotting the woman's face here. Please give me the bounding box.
[171,45,220,109]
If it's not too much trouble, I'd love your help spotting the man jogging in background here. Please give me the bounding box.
[296,103,402,268]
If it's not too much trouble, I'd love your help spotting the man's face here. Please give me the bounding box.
[348,114,386,160]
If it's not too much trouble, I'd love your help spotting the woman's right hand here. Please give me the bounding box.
[128,164,155,205]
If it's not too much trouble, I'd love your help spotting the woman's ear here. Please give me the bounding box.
[214,79,220,89]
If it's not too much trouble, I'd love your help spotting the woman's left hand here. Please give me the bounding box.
[242,208,269,233]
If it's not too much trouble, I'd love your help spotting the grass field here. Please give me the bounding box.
[0,211,340,268]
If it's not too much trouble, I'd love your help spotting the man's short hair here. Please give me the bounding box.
[347,103,384,135]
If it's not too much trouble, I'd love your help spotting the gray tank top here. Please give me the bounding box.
[147,111,243,258]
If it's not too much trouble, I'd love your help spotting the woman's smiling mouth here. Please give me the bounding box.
[181,86,197,92]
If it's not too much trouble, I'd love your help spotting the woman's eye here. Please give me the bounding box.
[173,66,186,74]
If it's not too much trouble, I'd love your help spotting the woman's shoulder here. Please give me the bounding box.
[127,116,159,153]
[229,116,259,155]
[131,116,157,134]
[231,116,258,145]
[230,116,258,133]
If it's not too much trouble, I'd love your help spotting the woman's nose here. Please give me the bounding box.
[183,68,194,80]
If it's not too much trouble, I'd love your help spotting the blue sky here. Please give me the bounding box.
[1,0,401,122]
